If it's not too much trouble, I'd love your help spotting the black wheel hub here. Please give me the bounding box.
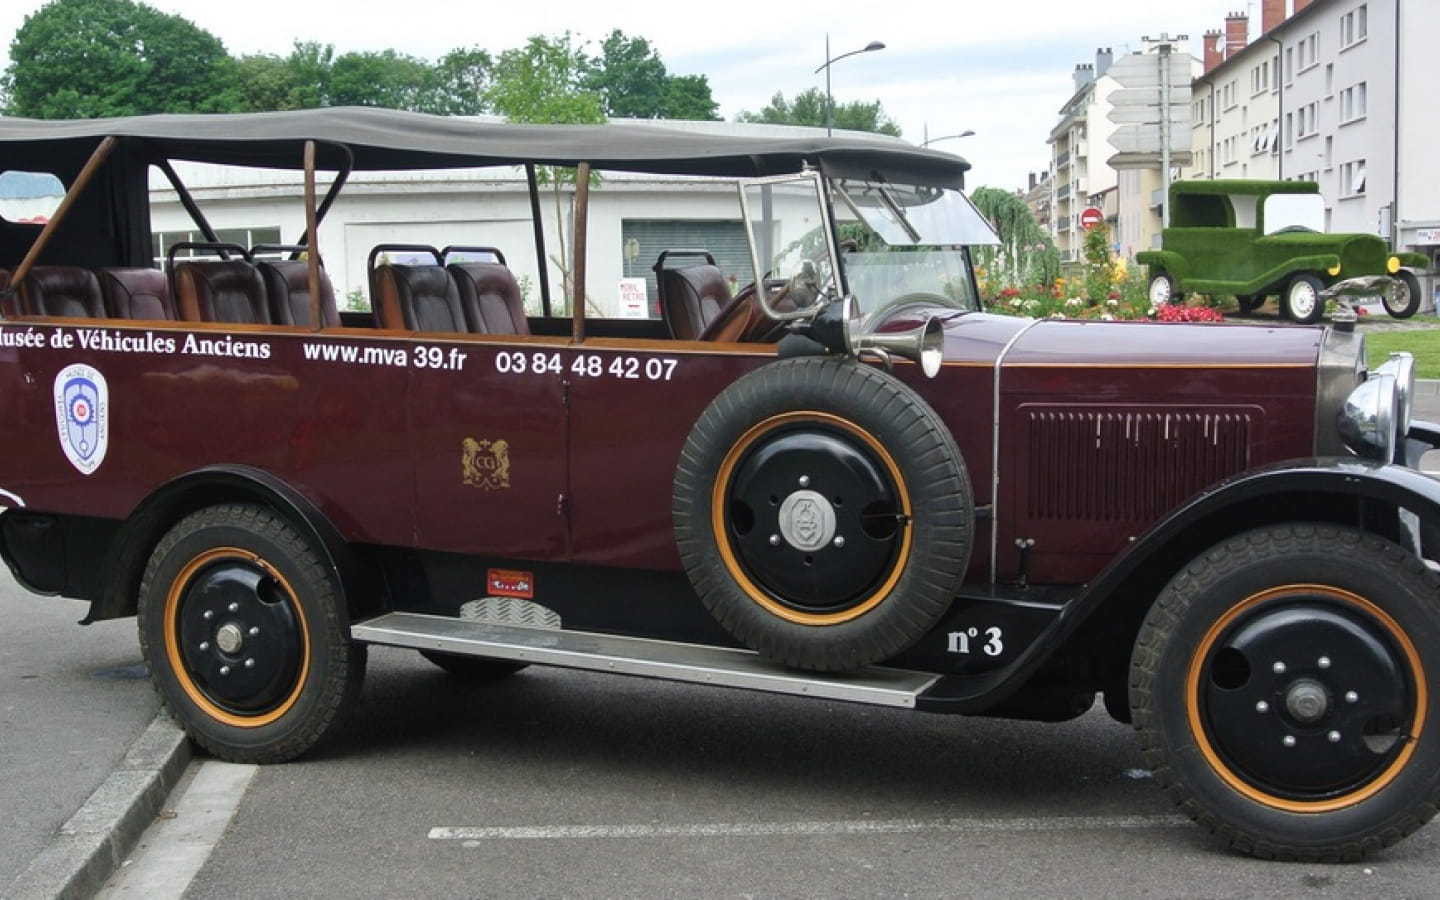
[177,561,304,715]
[1199,601,1415,801]
[726,429,903,612]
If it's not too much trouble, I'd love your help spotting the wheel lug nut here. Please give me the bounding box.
[1345,691,1359,703]
[1255,701,1270,713]
[833,536,846,548]
[1272,661,1287,674]
[245,658,255,669]
[1318,656,1331,669]
[769,534,781,546]
[202,610,214,620]
[1328,731,1342,743]
[249,627,260,636]
[219,665,230,676]
[199,641,210,652]
[798,475,811,487]
[1283,735,1296,748]
[228,602,239,612]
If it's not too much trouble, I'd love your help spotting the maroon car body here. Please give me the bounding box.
[1,109,1438,860]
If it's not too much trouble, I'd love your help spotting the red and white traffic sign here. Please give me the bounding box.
[1080,207,1104,230]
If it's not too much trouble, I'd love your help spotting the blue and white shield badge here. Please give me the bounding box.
[53,364,109,475]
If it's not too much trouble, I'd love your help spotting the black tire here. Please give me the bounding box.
[1148,270,1182,306]
[138,503,366,763]
[1382,270,1423,320]
[1130,524,1440,860]
[418,650,529,680]
[673,356,973,672]
[1282,273,1325,324]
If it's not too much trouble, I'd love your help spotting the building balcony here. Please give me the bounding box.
[1054,151,1071,168]
[1057,184,1071,201]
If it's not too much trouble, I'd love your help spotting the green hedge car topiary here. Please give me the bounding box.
[1137,180,1427,324]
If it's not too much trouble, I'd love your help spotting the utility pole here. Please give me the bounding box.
[1142,33,1187,227]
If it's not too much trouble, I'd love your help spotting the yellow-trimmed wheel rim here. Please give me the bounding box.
[711,411,913,626]
[164,546,311,728]
[1186,584,1426,812]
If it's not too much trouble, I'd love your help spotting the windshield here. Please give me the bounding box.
[832,178,995,320]
[1263,193,1325,234]
[739,174,838,314]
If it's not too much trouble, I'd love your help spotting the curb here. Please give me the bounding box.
[5,715,191,900]
[1416,379,1440,397]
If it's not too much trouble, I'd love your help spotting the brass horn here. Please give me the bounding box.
[848,315,945,378]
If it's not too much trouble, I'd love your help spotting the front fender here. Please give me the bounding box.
[922,456,1440,712]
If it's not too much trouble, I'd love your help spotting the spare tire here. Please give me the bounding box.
[673,356,973,671]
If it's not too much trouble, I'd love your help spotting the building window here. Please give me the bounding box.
[152,227,282,267]
[1293,170,1320,184]
[1222,80,1238,110]
[1295,101,1319,140]
[1296,32,1320,72]
[1250,59,1271,96]
[1339,160,1367,197]
[1339,82,1368,123]
[1340,5,1368,48]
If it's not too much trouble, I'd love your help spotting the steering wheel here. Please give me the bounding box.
[761,260,833,320]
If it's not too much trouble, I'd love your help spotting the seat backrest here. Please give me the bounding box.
[20,266,106,318]
[448,262,529,335]
[99,268,176,320]
[373,264,467,331]
[258,259,340,327]
[173,261,270,324]
[661,264,731,340]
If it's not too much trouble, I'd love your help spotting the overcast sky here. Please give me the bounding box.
[3,0,1245,191]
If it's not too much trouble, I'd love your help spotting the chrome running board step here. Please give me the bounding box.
[351,612,939,708]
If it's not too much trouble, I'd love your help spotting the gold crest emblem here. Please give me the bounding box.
[462,437,511,490]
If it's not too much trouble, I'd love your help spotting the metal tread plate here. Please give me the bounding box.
[351,612,938,708]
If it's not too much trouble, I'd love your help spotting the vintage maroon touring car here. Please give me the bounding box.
[2,108,1438,860]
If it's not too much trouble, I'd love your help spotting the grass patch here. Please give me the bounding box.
[1365,324,1440,378]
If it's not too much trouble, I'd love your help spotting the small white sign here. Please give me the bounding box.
[53,363,109,475]
[618,277,649,319]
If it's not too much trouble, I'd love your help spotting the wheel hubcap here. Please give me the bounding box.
[1290,283,1317,318]
[1192,590,1421,806]
[723,423,906,617]
[172,553,305,718]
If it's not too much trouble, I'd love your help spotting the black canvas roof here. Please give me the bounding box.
[0,107,969,186]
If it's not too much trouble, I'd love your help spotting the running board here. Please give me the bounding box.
[351,612,939,708]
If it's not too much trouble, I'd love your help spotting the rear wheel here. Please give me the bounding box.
[1282,274,1325,324]
[1382,270,1423,319]
[138,503,365,763]
[1131,524,1440,860]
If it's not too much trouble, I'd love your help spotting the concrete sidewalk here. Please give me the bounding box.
[1,577,190,900]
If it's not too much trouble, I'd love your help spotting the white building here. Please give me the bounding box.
[1047,49,1120,262]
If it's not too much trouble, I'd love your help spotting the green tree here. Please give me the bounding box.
[233,54,298,112]
[1083,220,1114,303]
[420,47,493,115]
[3,0,236,118]
[662,74,719,120]
[329,49,432,109]
[968,186,1060,293]
[737,87,900,136]
[282,41,334,109]
[586,30,667,118]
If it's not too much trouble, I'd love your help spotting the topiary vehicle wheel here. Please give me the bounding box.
[1149,270,1183,306]
[673,356,973,672]
[1382,270,1423,320]
[1282,273,1325,324]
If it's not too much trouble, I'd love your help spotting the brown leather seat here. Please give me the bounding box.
[20,266,106,318]
[99,268,176,320]
[258,260,340,327]
[173,261,270,324]
[373,264,467,331]
[660,264,731,340]
[448,262,529,335]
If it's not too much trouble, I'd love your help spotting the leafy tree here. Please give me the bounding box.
[663,74,720,120]
[282,41,335,109]
[586,30,667,118]
[233,54,299,112]
[737,87,900,136]
[330,50,432,109]
[421,47,493,116]
[3,0,236,117]
[968,186,1060,292]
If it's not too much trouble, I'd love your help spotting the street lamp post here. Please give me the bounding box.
[920,130,975,148]
[815,35,886,136]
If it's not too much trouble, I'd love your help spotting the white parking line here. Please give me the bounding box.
[429,814,1191,842]
[97,761,258,899]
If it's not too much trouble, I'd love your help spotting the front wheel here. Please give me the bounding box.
[1282,273,1325,324]
[138,503,365,763]
[1382,270,1423,319]
[1148,270,1182,306]
[1130,524,1440,860]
